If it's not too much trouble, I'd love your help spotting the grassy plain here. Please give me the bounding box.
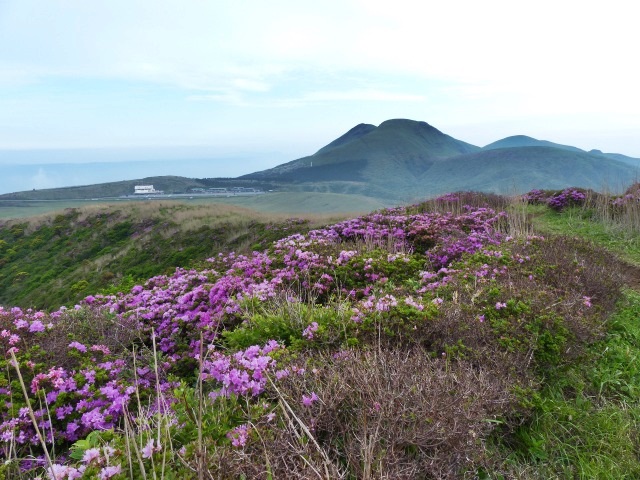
[0,191,389,221]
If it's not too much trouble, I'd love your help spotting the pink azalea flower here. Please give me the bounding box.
[302,392,319,407]
[99,465,121,479]
[82,447,101,464]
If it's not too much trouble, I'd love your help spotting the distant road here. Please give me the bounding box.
[0,191,267,203]
[119,191,266,200]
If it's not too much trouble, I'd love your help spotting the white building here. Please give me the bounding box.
[134,185,162,194]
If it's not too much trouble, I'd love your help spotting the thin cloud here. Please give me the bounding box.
[1,0,639,155]
[189,89,426,107]
[303,90,426,102]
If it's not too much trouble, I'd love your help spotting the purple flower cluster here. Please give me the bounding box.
[202,341,280,399]
[611,191,640,207]
[1,201,515,470]
[547,189,587,211]
[47,444,122,479]
[523,188,588,211]
[522,189,547,204]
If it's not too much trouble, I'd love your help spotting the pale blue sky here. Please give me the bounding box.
[1,0,640,177]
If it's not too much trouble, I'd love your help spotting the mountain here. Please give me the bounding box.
[485,135,640,169]
[421,146,637,197]
[483,135,585,153]
[241,119,481,199]
[242,119,638,201]
[590,151,640,168]
[2,119,639,203]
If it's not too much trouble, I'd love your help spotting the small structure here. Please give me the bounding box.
[230,187,259,193]
[134,185,163,195]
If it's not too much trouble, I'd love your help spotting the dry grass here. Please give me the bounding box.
[591,183,640,235]
[0,200,350,234]
[207,348,515,480]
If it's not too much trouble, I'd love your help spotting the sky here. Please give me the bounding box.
[1,0,640,192]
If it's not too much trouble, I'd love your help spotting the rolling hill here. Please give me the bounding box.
[419,146,638,198]
[483,135,586,153]
[2,119,639,204]
[240,119,481,199]
[484,134,640,169]
[242,119,639,201]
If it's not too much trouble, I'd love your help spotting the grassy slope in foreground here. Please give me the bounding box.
[1,190,639,479]
[530,205,640,266]
[0,201,348,309]
[494,194,640,478]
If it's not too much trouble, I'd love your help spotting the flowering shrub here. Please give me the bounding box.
[523,187,588,211]
[547,188,587,211]
[0,196,625,478]
[523,189,548,204]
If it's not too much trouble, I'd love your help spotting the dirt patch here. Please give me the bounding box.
[620,261,640,292]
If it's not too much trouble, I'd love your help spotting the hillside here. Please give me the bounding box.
[0,175,209,200]
[417,146,639,198]
[2,119,639,203]
[483,134,585,153]
[485,134,640,169]
[1,187,639,478]
[0,202,341,309]
[242,119,638,201]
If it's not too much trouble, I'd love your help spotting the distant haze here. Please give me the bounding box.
[0,148,287,194]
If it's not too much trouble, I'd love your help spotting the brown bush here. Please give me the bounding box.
[210,348,516,479]
[409,191,510,216]
[526,236,626,318]
[36,308,142,369]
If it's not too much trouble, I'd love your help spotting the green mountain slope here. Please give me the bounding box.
[485,135,640,169]
[242,119,480,182]
[483,135,585,153]
[595,151,640,168]
[416,146,639,197]
[2,119,639,204]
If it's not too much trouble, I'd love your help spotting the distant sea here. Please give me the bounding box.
[0,154,282,195]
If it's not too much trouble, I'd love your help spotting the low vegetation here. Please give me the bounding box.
[0,202,340,309]
[0,184,638,479]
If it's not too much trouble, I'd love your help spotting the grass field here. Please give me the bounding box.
[0,192,390,220]
[0,200,103,220]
